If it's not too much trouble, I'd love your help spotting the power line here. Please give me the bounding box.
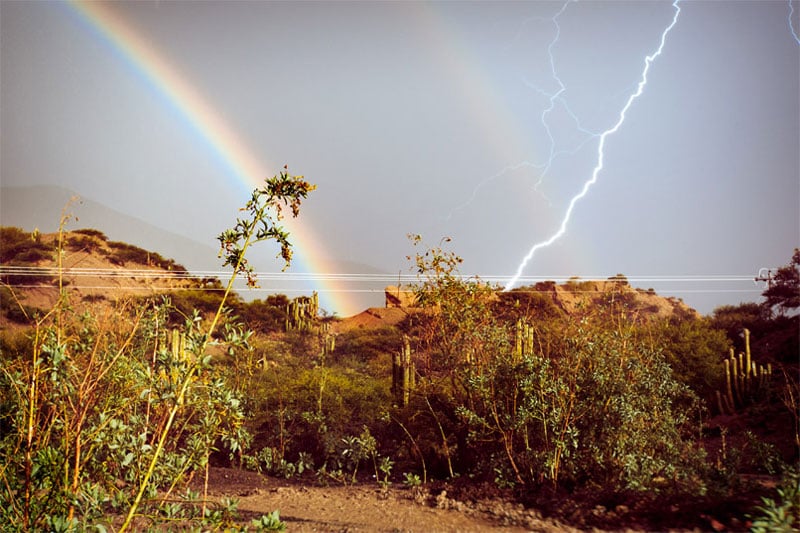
[1,264,766,297]
[0,265,765,284]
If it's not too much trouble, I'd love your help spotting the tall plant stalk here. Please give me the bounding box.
[119,170,314,532]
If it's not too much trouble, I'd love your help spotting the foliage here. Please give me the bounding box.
[457,320,706,494]
[66,233,105,254]
[762,248,800,316]
[0,170,313,530]
[242,339,391,481]
[4,198,796,529]
[334,326,404,365]
[218,168,315,288]
[493,284,565,323]
[403,472,422,487]
[0,226,54,264]
[0,286,42,323]
[403,234,506,375]
[106,240,187,271]
[642,316,729,400]
[711,302,799,364]
[72,228,109,240]
[394,236,706,498]
[0,294,253,530]
[250,510,286,531]
[0,226,55,286]
[711,303,772,350]
[168,289,231,320]
[235,294,290,334]
[749,468,800,532]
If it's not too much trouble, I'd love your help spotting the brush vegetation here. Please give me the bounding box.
[1,190,798,530]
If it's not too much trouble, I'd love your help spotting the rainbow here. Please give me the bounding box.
[67,1,360,316]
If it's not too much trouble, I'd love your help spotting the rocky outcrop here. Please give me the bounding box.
[385,285,417,308]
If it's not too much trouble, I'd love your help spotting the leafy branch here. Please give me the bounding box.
[119,169,314,532]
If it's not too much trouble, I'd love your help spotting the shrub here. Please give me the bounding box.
[0,287,41,323]
[493,285,565,323]
[72,228,108,240]
[243,348,391,475]
[0,170,315,531]
[234,295,289,334]
[106,240,187,271]
[749,468,800,532]
[334,326,404,364]
[398,237,707,497]
[456,321,706,494]
[65,233,103,253]
[641,317,730,399]
[0,227,53,263]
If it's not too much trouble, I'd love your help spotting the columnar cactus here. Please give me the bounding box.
[513,319,535,362]
[716,329,773,415]
[285,291,319,332]
[393,335,415,406]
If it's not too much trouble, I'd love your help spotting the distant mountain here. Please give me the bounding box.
[0,185,389,314]
[1,185,220,273]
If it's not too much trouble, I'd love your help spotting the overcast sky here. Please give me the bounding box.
[1,0,798,316]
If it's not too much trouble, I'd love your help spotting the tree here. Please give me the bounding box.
[762,249,800,316]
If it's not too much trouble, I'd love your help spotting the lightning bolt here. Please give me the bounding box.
[445,1,599,221]
[790,0,800,45]
[503,0,682,292]
[528,1,600,194]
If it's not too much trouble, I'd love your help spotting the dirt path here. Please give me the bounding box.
[200,468,578,532]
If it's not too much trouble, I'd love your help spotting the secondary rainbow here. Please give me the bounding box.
[68,1,359,316]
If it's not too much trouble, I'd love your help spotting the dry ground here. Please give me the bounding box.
[196,467,587,533]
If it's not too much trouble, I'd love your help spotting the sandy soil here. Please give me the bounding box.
[197,468,581,533]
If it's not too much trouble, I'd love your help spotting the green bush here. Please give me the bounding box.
[0,170,315,531]
[641,317,729,399]
[241,334,391,479]
[396,237,707,497]
[0,227,55,285]
[0,300,251,529]
[65,233,104,253]
[169,289,230,319]
[72,228,108,240]
[107,240,187,271]
[234,295,289,334]
[749,468,800,532]
[454,321,705,494]
[334,326,404,364]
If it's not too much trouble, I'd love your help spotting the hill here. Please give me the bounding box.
[329,279,698,338]
[0,227,209,326]
[511,277,698,319]
[0,185,221,274]
[1,225,698,333]
[0,185,391,313]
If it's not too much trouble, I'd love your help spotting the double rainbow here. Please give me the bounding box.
[68,1,360,316]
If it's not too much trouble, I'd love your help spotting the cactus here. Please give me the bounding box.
[171,328,186,361]
[393,335,415,406]
[513,319,535,362]
[717,328,773,415]
[322,332,336,356]
[285,291,320,332]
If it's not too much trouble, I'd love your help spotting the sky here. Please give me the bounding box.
[1,0,798,317]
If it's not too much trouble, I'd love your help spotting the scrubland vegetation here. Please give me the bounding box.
[0,177,798,531]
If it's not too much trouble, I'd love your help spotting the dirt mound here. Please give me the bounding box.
[527,278,697,319]
[332,307,413,333]
[1,229,201,326]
